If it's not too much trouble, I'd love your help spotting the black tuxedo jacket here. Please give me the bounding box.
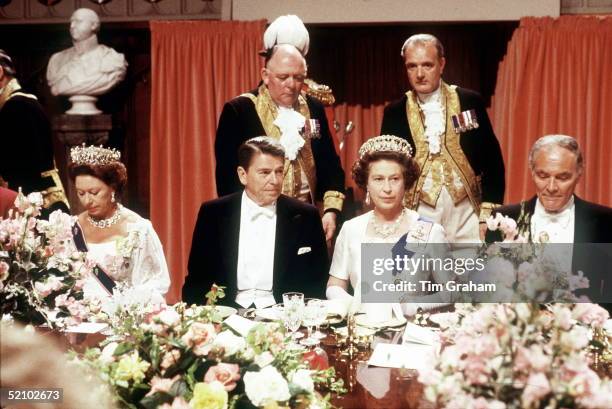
[182,192,329,306]
[380,87,505,205]
[488,196,612,302]
[214,87,345,201]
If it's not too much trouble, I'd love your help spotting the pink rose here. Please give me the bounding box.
[146,375,180,396]
[499,216,518,238]
[0,260,9,282]
[160,349,181,371]
[181,322,216,356]
[572,303,610,327]
[204,363,241,391]
[521,373,550,408]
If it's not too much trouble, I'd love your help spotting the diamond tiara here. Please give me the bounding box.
[358,135,413,159]
[70,144,121,166]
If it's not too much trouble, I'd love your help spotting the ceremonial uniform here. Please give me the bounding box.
[0,78,68,211]
[215,84,345,212]
[381,82,505,242]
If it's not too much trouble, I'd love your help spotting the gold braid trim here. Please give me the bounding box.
[323,190,345,212]
[404,82,482,213]
[242,85,317,201]
[479,201,501,222]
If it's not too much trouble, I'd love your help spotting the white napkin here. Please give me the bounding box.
[402,322,439,345]
[224,314,257,337]
[63,322,108,334]
[368,343,437,371]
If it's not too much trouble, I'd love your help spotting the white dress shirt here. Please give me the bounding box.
[531,196,575,274]
[235,191,277,308]
[531,196,575,244]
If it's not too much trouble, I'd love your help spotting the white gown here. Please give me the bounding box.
[80,209,170,306]
[329,209,452,318]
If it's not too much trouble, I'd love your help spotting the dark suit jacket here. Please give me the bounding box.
[0,91,55,194]
[214,87,345,201]
[488,195,612,303]
[182,192,329,306]
[380,87,505,205]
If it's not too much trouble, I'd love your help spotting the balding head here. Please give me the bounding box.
[261,44,307,108]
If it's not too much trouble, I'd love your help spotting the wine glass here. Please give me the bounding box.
[277,303,303,348]
[311,299,328,340]
[300,300,321,346]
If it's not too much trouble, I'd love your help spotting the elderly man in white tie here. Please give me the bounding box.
[487,134,612,303]
[183,137,329,307]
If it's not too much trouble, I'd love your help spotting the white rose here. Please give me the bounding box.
[100,342,119,363]
[244,366,290,407]
[158,309,181,327]
[560,326,590,351]
[212,330,246,356]
[289,369,314,393]
[254,351,274,368]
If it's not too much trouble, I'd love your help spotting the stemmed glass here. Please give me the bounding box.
[310,299,328,340]
[280,292,304,344]
[300,300,321,346]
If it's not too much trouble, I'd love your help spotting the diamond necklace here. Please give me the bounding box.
[87,204,123,229]
[372,208,406,238]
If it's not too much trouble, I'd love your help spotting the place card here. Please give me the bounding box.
[368,342,436,371]
[63,322,108,334]
[224,314,257,337]
[402,322,439,345]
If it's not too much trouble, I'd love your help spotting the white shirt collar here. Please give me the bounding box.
[534,195,575,221]
[242,191,276,220]
[417,81,442,104]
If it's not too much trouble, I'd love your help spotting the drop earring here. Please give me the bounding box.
[365,191,371,206]
[111,191,116,203]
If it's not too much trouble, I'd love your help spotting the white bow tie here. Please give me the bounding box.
[250,205,275,220]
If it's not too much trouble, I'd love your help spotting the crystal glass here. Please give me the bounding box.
[276,302,303,346]
[311,299,328,340]
[300,300,321,346]
[282,292,304,306]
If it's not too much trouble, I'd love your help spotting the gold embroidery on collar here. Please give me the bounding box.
[404,82,481,212]
[243,85,317,200]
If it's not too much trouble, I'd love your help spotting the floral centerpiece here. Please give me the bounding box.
[0,191,92,328]
[72,287,345,409]
[479,213,589,303]
[419,303,612,409]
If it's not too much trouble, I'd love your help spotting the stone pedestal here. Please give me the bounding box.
[52,114,112,210]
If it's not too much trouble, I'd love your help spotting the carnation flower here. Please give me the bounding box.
[114,351,150,383]
[212,330,246,357]
[244,365,291,406]
[190,381,228,409]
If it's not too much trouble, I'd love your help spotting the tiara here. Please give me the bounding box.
[358,135,413,159]
[70,144,121,166]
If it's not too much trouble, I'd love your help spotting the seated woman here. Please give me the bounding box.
[68,144,170,304]
[326,135,452,319]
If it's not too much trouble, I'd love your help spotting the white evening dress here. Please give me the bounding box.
[328,209,452,319]
[80,208,170,306]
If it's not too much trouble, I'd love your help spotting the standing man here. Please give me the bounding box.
[184,137,329,307]
[381,34,505,242]
[0,49,68,212]
[214,16,345,242]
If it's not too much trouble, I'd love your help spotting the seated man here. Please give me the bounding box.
[182,137,329,307]
[487,135,612,303]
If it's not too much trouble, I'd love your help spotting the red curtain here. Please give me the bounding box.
[490,16,612,206]
[149,20,266,303]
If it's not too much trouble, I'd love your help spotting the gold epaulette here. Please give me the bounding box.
[303,78,335,106]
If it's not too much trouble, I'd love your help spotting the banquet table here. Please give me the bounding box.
[45,322,434,409]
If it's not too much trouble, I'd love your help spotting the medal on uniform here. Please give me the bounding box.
[451,109,479,133]
[538,231,550,243]
[304,118,321,139]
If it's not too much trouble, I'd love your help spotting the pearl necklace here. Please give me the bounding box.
[87,204,123,229]
[371,208,406,238]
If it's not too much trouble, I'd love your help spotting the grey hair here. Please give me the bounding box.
[400,34,445,60]
[528,134,583,171]
[0,49,16,77]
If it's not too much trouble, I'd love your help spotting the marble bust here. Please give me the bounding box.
[46,8,127,115]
